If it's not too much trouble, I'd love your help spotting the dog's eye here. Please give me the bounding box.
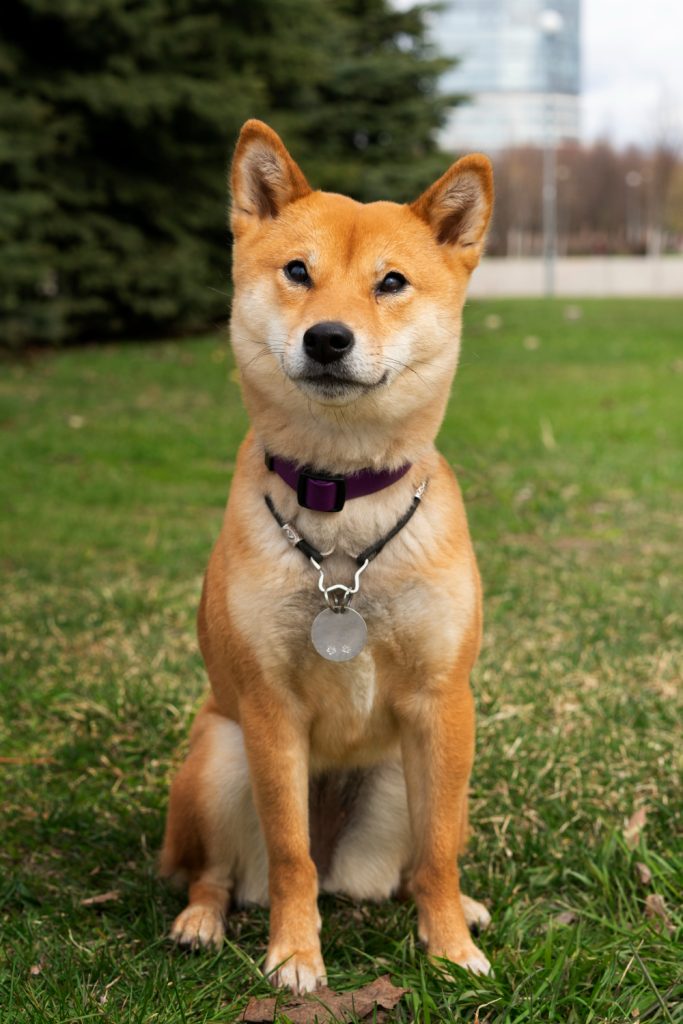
[284,260,311,287]
[377,271,408,295]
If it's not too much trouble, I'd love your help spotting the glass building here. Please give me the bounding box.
[433,0,581,153]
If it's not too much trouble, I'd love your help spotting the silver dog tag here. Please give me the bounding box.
[311,607,368,661]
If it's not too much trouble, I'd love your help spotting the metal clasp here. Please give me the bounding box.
[310,558,370,611]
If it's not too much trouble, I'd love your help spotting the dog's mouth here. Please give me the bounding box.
[292,370,389,397]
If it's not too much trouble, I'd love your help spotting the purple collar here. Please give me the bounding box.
[265,452,412,513]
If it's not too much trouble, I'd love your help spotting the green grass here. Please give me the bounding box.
[1,298,682,1023]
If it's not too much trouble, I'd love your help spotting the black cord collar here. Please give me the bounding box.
[264,480,428,569]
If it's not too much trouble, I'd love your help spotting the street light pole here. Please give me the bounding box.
[542,97,557,295]
[625,170,643,251]
[539,8,564,297]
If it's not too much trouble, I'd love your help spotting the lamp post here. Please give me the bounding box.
[625,170,643,251]
[539,8,564,297]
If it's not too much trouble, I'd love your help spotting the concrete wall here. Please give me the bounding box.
[469,257,683,297]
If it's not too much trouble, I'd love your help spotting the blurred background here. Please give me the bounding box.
[1,0,681,349]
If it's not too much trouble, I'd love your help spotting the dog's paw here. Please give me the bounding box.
[432,938,492,977]
[264,947,327,994]
[170,904,225,949]
[460,893,492,932]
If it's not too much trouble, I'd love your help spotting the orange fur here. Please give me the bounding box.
[161,119,494,992]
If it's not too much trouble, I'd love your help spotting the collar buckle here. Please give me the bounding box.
[296,468,347,512]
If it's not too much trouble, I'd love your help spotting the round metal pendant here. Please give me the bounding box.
[311,607,368,662]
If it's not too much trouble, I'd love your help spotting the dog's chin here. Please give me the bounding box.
[290,371,389,405]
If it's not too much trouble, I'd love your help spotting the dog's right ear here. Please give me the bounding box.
[230,120,311,233]
[410,154,494,262]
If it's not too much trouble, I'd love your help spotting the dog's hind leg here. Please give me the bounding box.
[322,760,491,931]
[160,700,268,948]
[322,760,411,900]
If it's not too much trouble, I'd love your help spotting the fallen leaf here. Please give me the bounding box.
[81,890,120,906]
[623,807,647,848]
[241,975,409,1023]
[540,417,557,451]
[0,756,54,765]
[644,893,674,934]
[635,862,652,885]
[553,910,578,926]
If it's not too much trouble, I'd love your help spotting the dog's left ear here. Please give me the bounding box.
[231,120,311,233]
[410,154,494,258]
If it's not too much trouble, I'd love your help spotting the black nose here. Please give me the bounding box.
[303,321,355,365]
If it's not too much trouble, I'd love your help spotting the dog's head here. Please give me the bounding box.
[229,120,493,464]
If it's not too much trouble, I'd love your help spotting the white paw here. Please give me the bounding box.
[265,949,327,994]
[432,939,492,978]
[455,948,492,976]
[170,904,225,949]
[460,893,492,932]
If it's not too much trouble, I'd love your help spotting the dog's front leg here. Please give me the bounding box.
[239,693,325,995]
[400,674,491,976]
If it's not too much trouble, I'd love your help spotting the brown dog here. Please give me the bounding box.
[161,119,494,994]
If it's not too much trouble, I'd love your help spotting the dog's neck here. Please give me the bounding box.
[242,387,446,476]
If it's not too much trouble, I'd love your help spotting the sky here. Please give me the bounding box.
[582,0,683,147]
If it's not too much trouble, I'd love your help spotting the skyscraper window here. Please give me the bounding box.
[433,0,580,152]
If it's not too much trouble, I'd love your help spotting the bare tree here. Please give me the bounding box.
[485,141,682,256]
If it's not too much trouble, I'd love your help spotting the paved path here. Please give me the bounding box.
[469,257,683,297]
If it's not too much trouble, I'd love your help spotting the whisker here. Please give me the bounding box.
[381,357,438,394]
[240,348,272,373]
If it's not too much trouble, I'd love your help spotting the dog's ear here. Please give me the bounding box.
[410,154,494,256]
[230,120,311,231]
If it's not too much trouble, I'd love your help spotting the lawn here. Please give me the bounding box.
[1,299,681,1023]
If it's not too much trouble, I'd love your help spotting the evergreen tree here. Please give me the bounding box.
[235,0,458,202]
[0,0,458,347]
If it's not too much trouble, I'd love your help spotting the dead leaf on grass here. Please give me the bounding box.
[0,755,54,765]
[623,807,647,848]
[644,893,674,934]
[553,910,579,926]
[540,416,557,450]
[81,889,120,907]
[635,862,652,885]
[241,975,409,1023]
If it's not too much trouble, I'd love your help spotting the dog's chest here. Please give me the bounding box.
[307,649,387,767]
[226,489,474,762]
[228,556,405,761]
[269,554,410,661]
[231,517,466,677]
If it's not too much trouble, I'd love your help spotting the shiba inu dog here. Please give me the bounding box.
[161,119,494,994]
